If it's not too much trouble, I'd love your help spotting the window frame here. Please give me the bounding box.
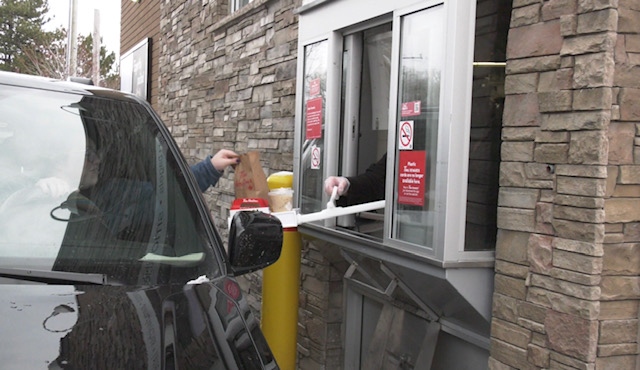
[294,0,496,266]
[230,0,253,13]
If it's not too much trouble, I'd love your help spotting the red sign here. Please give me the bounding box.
[401,101,421,117]
[231,198,269,209]
[306,97,323,140]
[309,78,321,97]
[397,150,426,206]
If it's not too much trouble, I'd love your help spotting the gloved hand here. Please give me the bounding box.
[324,176,350,197]
[36,177,71,198]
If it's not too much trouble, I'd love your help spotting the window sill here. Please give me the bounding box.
[298,223,495,271]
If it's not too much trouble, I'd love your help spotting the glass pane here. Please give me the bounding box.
[300,40,328,214]
[465,0,511,251]
[335,25,391,238]
[232,0,252,12]
[358,25,391,173]
[392,6,444,247]
[0,87,220,284]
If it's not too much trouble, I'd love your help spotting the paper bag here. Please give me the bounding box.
[234,151,269,200]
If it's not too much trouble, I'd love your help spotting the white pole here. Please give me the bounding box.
[93,9,100,85]
[296,201,386,225]
[69,0,78,77]
[65,0,72,77]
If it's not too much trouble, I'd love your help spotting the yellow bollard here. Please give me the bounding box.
[262,172,300,370]
[261,227,301,370]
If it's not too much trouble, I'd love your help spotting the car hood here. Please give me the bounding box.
[0,278,276,369]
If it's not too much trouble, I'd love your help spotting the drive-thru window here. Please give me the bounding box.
[293,0,510,367]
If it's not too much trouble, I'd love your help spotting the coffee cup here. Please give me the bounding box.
[268,188,294,212]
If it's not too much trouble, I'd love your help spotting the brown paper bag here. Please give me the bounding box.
[234,151,269,200]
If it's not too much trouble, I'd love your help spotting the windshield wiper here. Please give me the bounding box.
[0,267,111,285]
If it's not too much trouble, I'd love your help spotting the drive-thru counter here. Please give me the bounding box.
[289,0,510,368]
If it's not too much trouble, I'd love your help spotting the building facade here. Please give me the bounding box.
[121,0,640,368]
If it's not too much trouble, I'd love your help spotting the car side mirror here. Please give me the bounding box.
[228,211,283,276]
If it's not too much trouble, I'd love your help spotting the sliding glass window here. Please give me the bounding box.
[391,5,444,249]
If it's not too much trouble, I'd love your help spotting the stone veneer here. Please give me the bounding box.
[490,0,640,369]
[155,0,639,368]
[158,0,299,235]
[156,0,338,368]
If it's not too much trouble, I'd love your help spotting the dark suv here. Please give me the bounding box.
[0,71,282,369]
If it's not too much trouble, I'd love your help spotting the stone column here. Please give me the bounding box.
[490,1,639,369]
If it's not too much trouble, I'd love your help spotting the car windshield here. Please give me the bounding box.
[0,84,221,285]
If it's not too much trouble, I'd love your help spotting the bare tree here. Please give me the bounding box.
[16,28,66,79]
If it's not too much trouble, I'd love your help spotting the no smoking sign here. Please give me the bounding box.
[399,120,414,150]
[311,145,321,169]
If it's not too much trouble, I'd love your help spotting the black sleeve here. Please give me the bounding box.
[337,153,387,206]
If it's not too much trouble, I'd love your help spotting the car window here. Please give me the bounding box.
[0,85,221,284]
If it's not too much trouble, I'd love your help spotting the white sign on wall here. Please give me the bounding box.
[120,38,150,100]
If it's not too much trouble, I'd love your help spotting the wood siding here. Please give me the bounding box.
[120,0,160,109]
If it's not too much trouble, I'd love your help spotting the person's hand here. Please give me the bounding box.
[324,176,350,197]
[36,177,71,198]
[210,149,240,172]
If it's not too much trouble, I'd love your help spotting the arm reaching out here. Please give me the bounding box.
[191,149,240,192]
[324,154,387,206]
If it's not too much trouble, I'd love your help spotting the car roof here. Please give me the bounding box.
[0,71,137,102]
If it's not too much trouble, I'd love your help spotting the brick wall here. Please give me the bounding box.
[490,1,640,369]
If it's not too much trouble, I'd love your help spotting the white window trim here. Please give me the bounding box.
[294,0,496,266]
[231,0,254,13]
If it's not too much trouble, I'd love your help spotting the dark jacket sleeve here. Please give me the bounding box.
[337,153,387,206]
[190,155,223,192]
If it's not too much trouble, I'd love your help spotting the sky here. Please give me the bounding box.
[44,0,121,58]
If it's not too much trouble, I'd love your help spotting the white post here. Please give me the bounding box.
[92,9,100,85]
[68,0,78,77]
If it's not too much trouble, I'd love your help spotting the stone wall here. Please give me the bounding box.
[155,0,307,351]
[154,0,639,368]
[490,0,640,369]
[296,238,349,369]
[156,0,332,368]
[158,0,299,235]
